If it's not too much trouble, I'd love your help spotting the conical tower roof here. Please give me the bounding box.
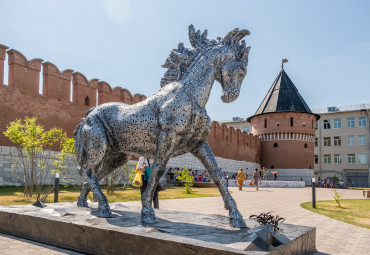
[248,69,320,121]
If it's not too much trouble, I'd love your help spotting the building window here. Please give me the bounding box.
[358,154,367,164]
[324,119,331,129]
[348,154,355,164]
[358,135,367,145]
[314,137,318,147]
[334,154,342,164]
[314,155,318,164]
[324,137,331,146]
[358,116,367,127]
[304,143,308,148]
[273,143,278,147]
[276,122,280,126]
[333,136,341,146]
[243,126,250,133]
[264,119,267,128]
[347,136,355,146]
[324,154,331,164]
[334,118,341,129]
[84,96,90,106]
[226,135,228,141]
[290,117,293,127]
[347,117,355,128]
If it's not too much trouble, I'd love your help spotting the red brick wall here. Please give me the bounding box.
[0,47,146,146]
[208,122,261,163]
[0,45,260,164]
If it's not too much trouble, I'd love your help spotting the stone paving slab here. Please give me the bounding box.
[0,187,369,254]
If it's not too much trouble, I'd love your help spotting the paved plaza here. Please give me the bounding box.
[0,187,369,254]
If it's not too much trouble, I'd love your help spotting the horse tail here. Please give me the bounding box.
[74,107,95,174]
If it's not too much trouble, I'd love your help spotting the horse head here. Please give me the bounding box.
[161,25,250,103]
[216,29,251,103]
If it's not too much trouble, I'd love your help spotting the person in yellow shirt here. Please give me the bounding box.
[236,168,246,191]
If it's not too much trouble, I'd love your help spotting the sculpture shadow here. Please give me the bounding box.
[105,206,251,245]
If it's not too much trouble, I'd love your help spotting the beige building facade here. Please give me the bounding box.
[313,104,370,187]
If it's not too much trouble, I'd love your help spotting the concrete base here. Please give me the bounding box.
[0,203,316,255]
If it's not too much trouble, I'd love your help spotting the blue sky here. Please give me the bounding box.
[1,0,370,121]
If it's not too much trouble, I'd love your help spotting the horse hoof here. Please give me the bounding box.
[77,197,88,207]
[229,209,246,228]
[98,209,112,218]
[141,206,157,224]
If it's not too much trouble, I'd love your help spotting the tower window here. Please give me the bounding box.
[290,117,294,127]
[264,119,267,128]
[276,122,280,126]
[304,143,308,148]
[273,143,278,147]
[85,96,90,106]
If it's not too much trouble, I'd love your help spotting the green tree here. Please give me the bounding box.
[4,117,66,201]
[176,167,194,194]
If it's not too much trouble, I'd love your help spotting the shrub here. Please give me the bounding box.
[4,117,66,201]
[176,167,193,194]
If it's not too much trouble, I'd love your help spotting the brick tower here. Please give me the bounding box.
[247,64,320,169]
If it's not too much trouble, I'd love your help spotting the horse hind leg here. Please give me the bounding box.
[82,168,112,217]
[77,181,91,207]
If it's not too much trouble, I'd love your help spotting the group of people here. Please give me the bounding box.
[236,168,262,191]
[317,177,345,189]
[235,167,279,191]
[168,168,212,184]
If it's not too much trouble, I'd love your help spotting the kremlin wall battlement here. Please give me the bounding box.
[0,44,261,165]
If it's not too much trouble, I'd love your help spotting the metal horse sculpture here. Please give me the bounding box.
[74,25,251,227]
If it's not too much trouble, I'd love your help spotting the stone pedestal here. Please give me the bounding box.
[0,203,316,254]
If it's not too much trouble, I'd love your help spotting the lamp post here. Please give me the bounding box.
[311,178,316,209]
[54,173,60,203]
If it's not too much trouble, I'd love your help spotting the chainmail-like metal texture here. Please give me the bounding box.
[74,24,251,228]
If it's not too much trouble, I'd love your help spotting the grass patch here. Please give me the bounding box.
[0,185,221,206]
[301,199,370,229]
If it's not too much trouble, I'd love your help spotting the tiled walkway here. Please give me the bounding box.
[1,187,369,254]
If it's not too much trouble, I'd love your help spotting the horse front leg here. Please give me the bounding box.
[141,131,174,224]
[192,141,246,228]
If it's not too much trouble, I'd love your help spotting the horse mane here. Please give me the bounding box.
[160,24,250,87]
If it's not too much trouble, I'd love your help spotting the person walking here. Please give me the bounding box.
[262,167,268,180]
[236,168,246,191]
[137,157,162,209]
[252,168,261,191]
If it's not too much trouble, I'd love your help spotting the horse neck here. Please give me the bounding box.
[181,54,217,108]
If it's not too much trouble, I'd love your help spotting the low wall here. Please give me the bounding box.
[228,180,306,188]
[246,168,314,185]
[167,152,260,173]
